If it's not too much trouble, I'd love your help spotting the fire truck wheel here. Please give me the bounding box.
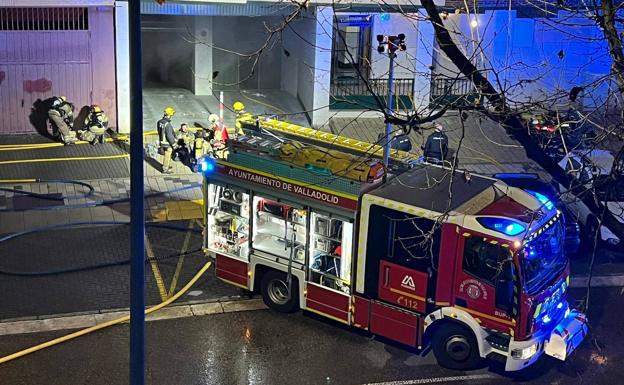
[260,270,299,313]
[432,323,481,370]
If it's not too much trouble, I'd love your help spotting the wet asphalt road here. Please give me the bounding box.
[0,288,622,385]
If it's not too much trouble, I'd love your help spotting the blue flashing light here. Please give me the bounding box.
[198,156,216,175]
[477,217,527,236]
[380,13,390,22]
[527,190,554,210]
[556,302,563,310]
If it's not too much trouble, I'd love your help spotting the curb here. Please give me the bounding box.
[0,298,267,336]
[1,275,621,336]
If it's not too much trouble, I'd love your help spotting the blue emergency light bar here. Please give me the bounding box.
[477,217,526,236]
[527,190,554,210]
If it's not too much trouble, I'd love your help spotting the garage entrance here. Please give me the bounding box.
[0,6,116,135]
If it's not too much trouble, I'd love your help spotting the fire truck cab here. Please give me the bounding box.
[200,125,587,372]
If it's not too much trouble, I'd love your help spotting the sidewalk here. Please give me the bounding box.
[0,139,204,234]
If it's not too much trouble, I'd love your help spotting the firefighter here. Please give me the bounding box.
[390,126,413,152]
[209,113,228,157]
[78,105,108,145]
[173,123,195,165]
[157,107,176,174]
[47,96,76,145]
[423,123,448,164]
[193,129,213,162]
[232,101,247,137]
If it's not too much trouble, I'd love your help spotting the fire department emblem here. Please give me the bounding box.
[466,284,481,299]
[459,279,488,300]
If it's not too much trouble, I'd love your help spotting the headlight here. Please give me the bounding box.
[512,343,538,360]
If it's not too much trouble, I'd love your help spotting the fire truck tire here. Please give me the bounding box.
[260,270,299,313]
[432,323,481,370]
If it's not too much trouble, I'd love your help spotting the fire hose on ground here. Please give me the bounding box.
[0,180,212,365]
[0,260,213,365]
[0,182,202,212]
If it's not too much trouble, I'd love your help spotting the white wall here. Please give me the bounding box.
[369,13,418,79]
[311,6,333,128]
[193,17,212,95]
[281,10,317,120]
[413,11,435,110]
[432,10,611,108]
[115,0,130,133]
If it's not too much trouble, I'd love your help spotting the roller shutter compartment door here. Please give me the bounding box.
[0,7,92,134]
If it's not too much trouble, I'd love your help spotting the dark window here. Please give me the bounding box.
[368,205,440,271]
[462,237,511,284]
[0,8,89,31]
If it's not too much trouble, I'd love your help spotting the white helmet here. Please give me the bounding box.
[208,114,219,124]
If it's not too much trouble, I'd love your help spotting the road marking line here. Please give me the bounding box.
[360,374,494,385]
[0,154,129,165]
[146,235,169,301]
[168,221,195,297]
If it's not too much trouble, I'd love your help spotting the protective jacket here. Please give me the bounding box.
[423,131,449,162]
[157,117,176,148]
[84,110,109,135]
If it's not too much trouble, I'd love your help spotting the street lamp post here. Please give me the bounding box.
[377,34,406,168]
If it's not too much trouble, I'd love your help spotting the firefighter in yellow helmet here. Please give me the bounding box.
[78,105,109,145]
[233,101,247,137]
[47,96,77,145]
[157,107,176,174]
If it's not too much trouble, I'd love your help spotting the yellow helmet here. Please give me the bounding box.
[164,107,176,117]
[59,96,67,102]
[232,101,245,112]
[92,105,102,113]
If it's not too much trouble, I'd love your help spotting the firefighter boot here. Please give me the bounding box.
[162,147,174,174]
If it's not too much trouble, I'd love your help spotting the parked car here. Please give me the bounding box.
[556,149,624,247]
[494,173,581,255]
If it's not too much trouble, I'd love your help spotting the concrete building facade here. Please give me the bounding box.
[0,0,613,135]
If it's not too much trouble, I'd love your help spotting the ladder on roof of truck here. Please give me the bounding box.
[236,115,421,170]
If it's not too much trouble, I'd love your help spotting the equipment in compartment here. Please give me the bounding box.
[257,198,290,219]
[314,216,343,239]
[219,199,242,216]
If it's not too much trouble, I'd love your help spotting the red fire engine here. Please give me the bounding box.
[199,124,587,371]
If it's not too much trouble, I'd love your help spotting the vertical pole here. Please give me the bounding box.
[383,52,395,167]
[202,176,208,250]
[128,0,145,384]
[219,91,224,125]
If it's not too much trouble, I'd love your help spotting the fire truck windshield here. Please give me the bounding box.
[520,220,566,295]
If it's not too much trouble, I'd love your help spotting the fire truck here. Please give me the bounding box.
[199,119,587,371]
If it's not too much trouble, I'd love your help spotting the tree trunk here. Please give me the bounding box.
[598,0,624,94]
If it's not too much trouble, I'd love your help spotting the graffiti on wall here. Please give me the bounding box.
[24,78,52,93]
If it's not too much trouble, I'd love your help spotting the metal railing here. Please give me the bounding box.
[330,78,414,110]
[331,78,414,98]
[430,75,482,108]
